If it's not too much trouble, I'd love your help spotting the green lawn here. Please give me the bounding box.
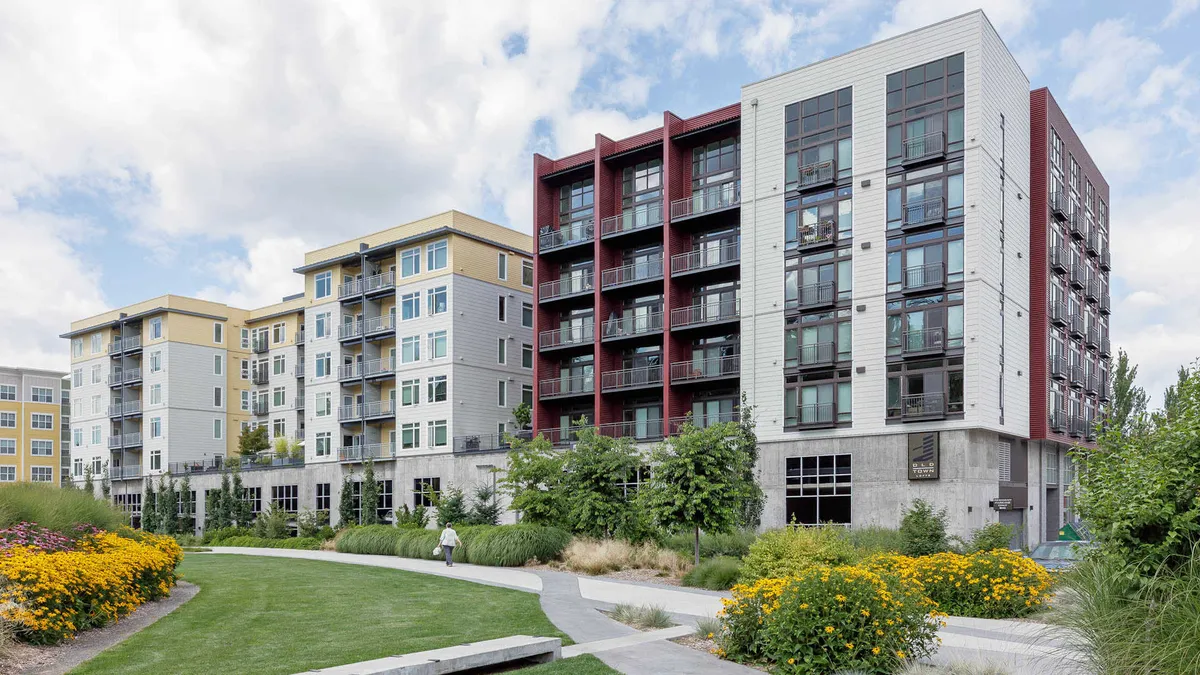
[73,554,570,675]
[514,654,619,673]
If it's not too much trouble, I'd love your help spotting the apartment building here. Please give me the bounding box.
[532,11,1110,547]
[65,211,534,530]
[0,366,68,484]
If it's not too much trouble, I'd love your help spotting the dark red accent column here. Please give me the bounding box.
[532,153,556,433]
[593,134,619,428]
[662,111,692,424]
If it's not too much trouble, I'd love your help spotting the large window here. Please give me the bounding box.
[886,161,964,230]
[617,159,663,229]
[315,271,332,299]
[885,292,964,357]
[31,467,53,483]
[785,187,852,249]
[316,483,330,510]
[784,371,852,428]
[786,455,851,525]
[886,358,965,419]
[413,477,441,508]
[315,431,331,457]
[428,331,447,359]
[427,375,447,403]
[30,386,52,403]
[428,286,448,315]
[401,292,421,321]
[785,309,852,368]
[427,240,448,271]
[271,485,299,513]
[785,248,852,309]
[30,414,53,430]
[886,53,965,167]
[428,420,448,448]
[690,137,740,210]
[31,440,53,456]
[401,247,421,277]
[242,487,262,516]
[785,87,852,190]
[886,226,964,292]
[558,179,594,231]
[400,379,420,407]
[401,336,421,363]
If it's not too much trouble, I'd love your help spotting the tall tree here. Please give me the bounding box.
[1105,349,1149,435]
[338,472,356,527]
[155,474,177,535]
[215,471,235,529]
[360,459,380,525]
[562,426,643,539]
[178,475,193,535]
[733,394,764,528]
[141,479,159,533]
[230,466,252,527]
[1161,365,1192,423]
[100,462,111,500]
[501,433,568,525]
[83,465,95,496]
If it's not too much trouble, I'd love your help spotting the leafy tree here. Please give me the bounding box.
[360,459,380,526]
[395,503,430,529]
[1105,349,1149,435]
[297,509,327,538]
[468,484,502,526]
[501,433,568,525]
[561,426,642,539]
[83,465,94,496]
[511,402,532,430]
[254,503,291,539]
[238,425,270,456]
[142,479,159,533]
[338,472,356,527]
[733,394,765,529]
[155,474,176,535]
[273,436,290,458]
[900,499,950,556]
[642,419,753,565]
[435,487,470,528]
[101,462,111,500]
[1160,365,1192,424]
[178,475,194,534]
[214,471,235,530]
[230,466,252,526]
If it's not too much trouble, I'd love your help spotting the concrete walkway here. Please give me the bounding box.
[201,548,1090,674]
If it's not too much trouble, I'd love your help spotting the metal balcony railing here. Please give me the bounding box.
[795,341,836,369]
[252,370,270,385]
[1049,246,1069,274]
[903,197,946,229]
[902,131,946,164]
[671,241,740,275]
[294,363,305,379]
[539,273,594,302]
[121,432,142,447]
[1098,380,1111,401]
[1100,247,1111,270]
[600,202,663,238]
[601,257,663,289]
[539,375,594,398]
[109,335,142,355]
[540,425,595,446]
[338,443,396,462]
[1067,210,1086,239]
[1086,229,1101,256]
[539,323,594,349]
[601,364,663,392]
[361,399,395,419]
[338,278,363,299]
[252,337,270,354]
[1069,365,1085,388]
[1069,264,1087,289]
[602,311,663,340]
[253,400,269,416]
[1049,190,1068,220]
[903,263,945,292]
[107,435,122,449]
[1068,314,1085,338]
[669,180,741,220]
[337,405,359,422]
[792,219,837,251]
[107,403,124,417]
[901,393,945,420]
[1085,326,1100,350]
[1049,410,1067,433]
[1050,355,1069,380]
[668,411,740,434]
[363,271,396,295]
[1099,336,1111,357]
[596,419,665,441]
[294,396,305,410]
[122,401,141,416]
[453,430,533,454]
[1069,416,1085,438]
[295,332,305,346]
[793,402,836,428]
[670,299,740,329]
[798,160,835,189]
[363,314,396,337]
[1099,294,1111,315]
[787,281,836,310]
[112,466,142,480]
[1084,373,1098,394]
[338,363,360,381]
[361,357,395,378]
[1049,301,1068,326]
[670,354,740,383]
[902,327,945,356]
[1085,279,1100,303]
[539,219,595,253]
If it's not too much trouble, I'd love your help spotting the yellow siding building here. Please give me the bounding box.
[0,366,68,484]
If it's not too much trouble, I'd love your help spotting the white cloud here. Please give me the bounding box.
[194,236,311,310]
[1137,59,1195,106]
[874,0,1035,42]
[1161,0,1200,29]
[1061,20,1162,103]
[1079,119,1164,180]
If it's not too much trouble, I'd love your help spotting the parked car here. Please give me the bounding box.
[1030,540,1096,569]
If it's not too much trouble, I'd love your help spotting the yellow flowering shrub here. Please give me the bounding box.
[717,565,943,673]
[862,549,1053,619]
[0,530,181,644]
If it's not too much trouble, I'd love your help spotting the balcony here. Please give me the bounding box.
[107,432,143,450]
[1069,264,1087,289]
[902,131,946,165]
[798,160,835,190]
[601,257,664,291]
[252,337,269,354]
[1085,229,1101,256]
[108,368,142,387]
[539,274,594,304]
[670,299,740,331]
[107,401,141,418]
[1049,246,1069,274]
[670,354,740,384]
[1099,294,1111,316]
[539,219,595,254]
[901,393,946,421]
[792,219,837,252]
[1068,314,1085,338]
[1068,416,1085,438]
[792,402,837,430]
[669,180,740,224]
[901,327,945,357]
[1085,278,1100,304]
[1067,211,1086,240]
[294,396,305,410]
[1049,190,1068,221]
[1099,336,1111,358]
[295,332,305,347]
[112,466,142,480]
[253,400,269,416]
[600,203,663,240]
[601,311,664,342]
[108,336,142,356]
[1085,326,1100,350]
[596,419,665,442]
[338,278,364,301]
[453,430,533,454]
[338,363,360,381]
[786,281,836,311]
[539,323,594,351]
[671,241,740,277]
[1050,355,1068,381]
[539,375,594,400]
[363,271,396,297]
[252,369,270,385]
[361,357,396,381]
[601,364,663,393]
[1069,365,1085,389]
[339,399,396,422]
[1100,247,1111,271]
[794,342,836,370]
[337,405,359,422]
[1049,301,1069,327]
[1099,380,1111,402]
[338,443,396,462]
[1084,373,1098,395]
[1049,409,1067,434]
[903,197,946,230]
[668,411,740,435]
[295,363,305,379]
[338,315,396,342]
[903,263,945,294]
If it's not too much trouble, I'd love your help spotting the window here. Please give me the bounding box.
[315,271,332,299]
[0,466,14,482]
[427,240,448,271]
[401,247,421,277]
[428,420,447,447]
[316,352,331,378]
[31,414,53,430]
[91,425,101,445]
[522,384,533,406]
[272,387,286,408]
[240,359,250,380]
[522,302,534,328]
[497,381,507,407]
[0,413,14,428]
[428,375,447,402]
[401,336,421,363]
[493,296,506,324]
[885,53,965,167]
[213,322,224,344]
[497,252,508,280]
[413,477,441,507]
[885,291,965,357]
[242,486,262,515]
[30,467,53,483]
[316,392,331,417]
[72,369,82,387]
[998,440,1012,482]
[72,428,82,447]
[272,485,299,512]
[93,457,102,474]
[785,88,852,190]
[72,339,83,358]
[497,339,507,365]
[400,379,420,407]
[886,358,965,419]
[91,365,101,384]
[886,226,964,292]
[91,333,102,354]
[31,440,53,456]
[315,432,331,457]
[73,458,83,476]
[400,422,421,449]
[28,386,50,403]
[786,454,852,525]
[149,317,162,339]
[213,387,223,408]
[316,483,331,510]
[240,390,249,411]
[151,417,163,438]
[401,292,421,320]
[272,354,286,376]
[241,328,250,349]
[0,440,13,455]
[522,260,534,287]
[315,312,331,338]
[213,418,224,440]
[428,331,447,359]
[149,351,162,373]
[428,286,448,315]
[885,161,965,230]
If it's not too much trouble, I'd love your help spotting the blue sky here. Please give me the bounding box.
[0,0,1196,405]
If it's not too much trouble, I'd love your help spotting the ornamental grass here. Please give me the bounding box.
[0,530,181,644]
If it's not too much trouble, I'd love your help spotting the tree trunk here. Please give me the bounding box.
[694,526,701,567]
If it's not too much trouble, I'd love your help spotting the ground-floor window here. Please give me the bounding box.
[413,477,440,508]
[271,485,299,513]
[785,454,851,525]
[316,483,330,511]
[243,486,262,516]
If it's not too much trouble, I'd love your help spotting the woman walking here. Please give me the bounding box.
[439,522,461,566]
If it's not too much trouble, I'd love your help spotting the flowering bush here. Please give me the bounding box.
[0,522,78,553]
[862,549,1053,619]
[738,525,856,583]
[717,565,943,673]
[0,529,181,644]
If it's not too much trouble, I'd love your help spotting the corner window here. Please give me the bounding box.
[315,271,333,299]
[522,260,534,287]
[401,247,421,277]
[149,317,163,340]
[427,240,448,271]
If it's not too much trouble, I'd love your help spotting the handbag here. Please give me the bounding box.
[433,545,443,556]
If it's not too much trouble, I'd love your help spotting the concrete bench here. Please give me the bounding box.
[297,635,562,674]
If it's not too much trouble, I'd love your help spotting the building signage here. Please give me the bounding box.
[907,432,939,480]
[990,498,1014,511]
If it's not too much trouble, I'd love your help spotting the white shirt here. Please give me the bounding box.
[439,528,459,546]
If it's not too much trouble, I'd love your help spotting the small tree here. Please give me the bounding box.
[297,509,324,538]
[733,395,765,529]
[83,465,95,496]
[468,484,502,526]
[254,503,292,539]
[204,490,220,531]
[900,499,950,556]
[155,474,176,535]
[238,425,270,457]
[562,426,642,539]
[360,459,380,526]
[435,487,470,528]
[230,466,252,527]
[288,437,304,460]
[273,436,290,458]
[216,471,235,530]
[178,475,194,534]
[511,402,532,430]
[395,503,430,529]
[501,433,567,526]
[643,419,751,565]
[338,473,357,527]
[101,461,111,500]
[142,479,159,533]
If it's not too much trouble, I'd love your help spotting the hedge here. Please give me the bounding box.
[209,536,321,550]
[335,524,570,566]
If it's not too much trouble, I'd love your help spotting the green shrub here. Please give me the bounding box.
[393,528,446,560]
[252,504,292,539]
[609,604,674,630]
[847,526,905,556]
[682,556,742,590]
[335,525,404,556]
[315,525,336,541]
[900,499,949,557]
[209,536,320,550]
[0,483,126,534]
[173,534,204,547]
[738,525,855,582]
[297,509,329,538]
[464,525,570,566]
[968,522,1014,553]
[202,526,252,544]
[663,529,757,560]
